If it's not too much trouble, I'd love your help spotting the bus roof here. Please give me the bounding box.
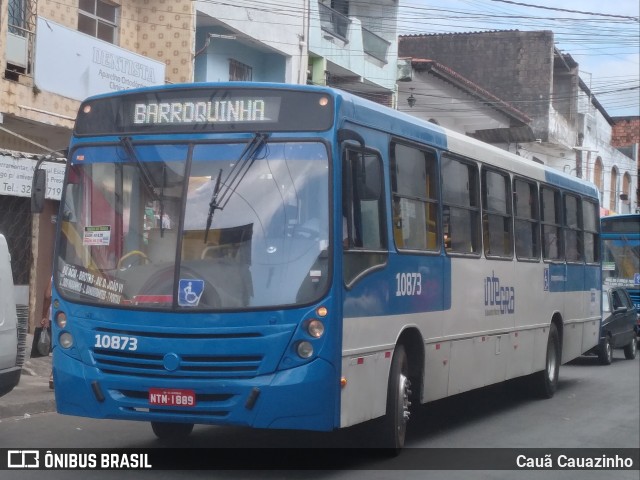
[78,82,598,199]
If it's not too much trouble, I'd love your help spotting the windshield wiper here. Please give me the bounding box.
[204,132,269,243]
[120,136,166,236]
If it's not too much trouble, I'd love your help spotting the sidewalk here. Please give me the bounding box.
[0,334,56,419]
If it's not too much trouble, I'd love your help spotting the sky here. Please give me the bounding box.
[397,0,640,117]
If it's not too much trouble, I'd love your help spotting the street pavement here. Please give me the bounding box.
[0,334,55,419]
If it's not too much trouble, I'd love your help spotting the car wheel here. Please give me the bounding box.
[598,336,613,365]
[623,336,638,360]
[151,422,194,441]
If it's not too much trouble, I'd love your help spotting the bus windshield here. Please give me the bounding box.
[602,237,640,288]
[56,140,330,310]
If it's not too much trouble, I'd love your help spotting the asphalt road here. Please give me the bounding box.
[0,349,638,480]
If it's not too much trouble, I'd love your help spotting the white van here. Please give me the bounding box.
[0,234,26,397]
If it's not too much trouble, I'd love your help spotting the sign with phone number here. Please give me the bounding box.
[0,155,65,200]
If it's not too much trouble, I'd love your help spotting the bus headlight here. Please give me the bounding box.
[55,311,67,329]
[296,341,314,359]
[306,319,325,338]
[59,332,74,349]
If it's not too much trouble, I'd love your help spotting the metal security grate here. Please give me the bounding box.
[15,304,28,367]
[0,195,32,285]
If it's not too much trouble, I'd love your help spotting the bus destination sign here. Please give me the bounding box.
[74,87,334,135]
[133,98,275,126]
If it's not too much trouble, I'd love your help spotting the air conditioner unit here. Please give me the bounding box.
[6,32,28,68]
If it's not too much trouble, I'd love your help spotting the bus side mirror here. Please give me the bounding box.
[31,168,47,213]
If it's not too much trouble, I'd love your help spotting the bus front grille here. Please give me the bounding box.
[93,349,263,379]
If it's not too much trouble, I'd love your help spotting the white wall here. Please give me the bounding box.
[195,1,306,84]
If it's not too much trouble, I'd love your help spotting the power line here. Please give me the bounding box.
[487,0,640,21]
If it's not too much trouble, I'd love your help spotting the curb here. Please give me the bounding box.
[0,373,56,419]
[0,334,56,420]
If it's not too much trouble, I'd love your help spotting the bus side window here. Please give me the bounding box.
[482,168,513,258]
[564,193,583,263]
[582,200,599,264]
[342,148,387,286]
[390,142,439,252]
[441,156,481,255]
[514,178,540,260]
[540,186,563,261]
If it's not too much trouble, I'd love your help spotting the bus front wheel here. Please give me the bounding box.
[377,344,411,452]
[151,421,194,441]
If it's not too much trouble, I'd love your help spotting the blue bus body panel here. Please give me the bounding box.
[52,298,338,430]
[343,254,451,318]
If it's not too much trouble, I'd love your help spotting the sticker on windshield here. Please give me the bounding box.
[83,225,111,246]
[178,279,204,307]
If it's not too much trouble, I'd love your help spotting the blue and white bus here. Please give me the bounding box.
[36,83,601,450]
[601,214,640,336]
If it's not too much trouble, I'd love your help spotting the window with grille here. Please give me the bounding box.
[229,59,252,81]
[78,0,118,44]
[6,0,36,77]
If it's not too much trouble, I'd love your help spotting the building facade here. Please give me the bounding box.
[193,1,400,104]
[611,117,640,213]
[398,30,637,214]
[2,1,404,331]
[396,57,534,144]
[1,0,195,330]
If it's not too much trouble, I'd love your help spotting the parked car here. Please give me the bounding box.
[588,287,638,365]
[0,234,24,397]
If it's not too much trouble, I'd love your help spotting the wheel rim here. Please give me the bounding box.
[396,373,411,439]
[546,339,557,382]
[606,340,612,361]
[632,339,637,357]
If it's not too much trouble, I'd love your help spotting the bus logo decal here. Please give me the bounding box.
[178,279,204,307]
[484,271,515,315]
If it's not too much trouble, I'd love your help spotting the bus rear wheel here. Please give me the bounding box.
[377,344,411,452]
[151,421,194,441]
[531,323,560,398]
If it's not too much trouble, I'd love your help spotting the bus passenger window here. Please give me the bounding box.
[514,178,540,260]
[582,200,599,264]
[540,186,563,261]
[564,194,583,263]
[482,168,513,258]
[441,156,480,255]
[390,143,439,252]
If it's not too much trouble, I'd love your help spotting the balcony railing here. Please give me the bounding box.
[319,3,350,40]
[362,27,390,63]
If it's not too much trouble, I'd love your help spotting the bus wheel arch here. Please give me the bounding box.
[397,327,425,403]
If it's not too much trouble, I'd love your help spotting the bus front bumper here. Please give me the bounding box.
[53,350,337,432]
